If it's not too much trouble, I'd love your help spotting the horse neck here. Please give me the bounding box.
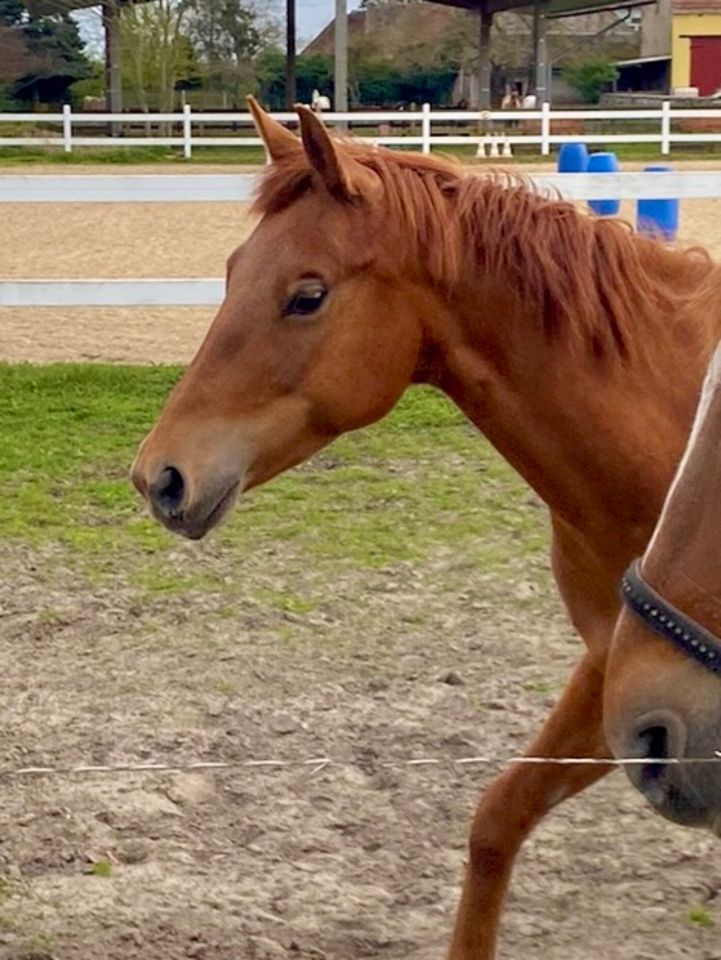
[427,242,716,565]
[642,337,721,624]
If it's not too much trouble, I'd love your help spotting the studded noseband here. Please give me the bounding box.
[621,560,721,676]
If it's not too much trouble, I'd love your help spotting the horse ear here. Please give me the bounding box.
[246,95,299,162]
[296,104,350,199]
[296,104,379,202]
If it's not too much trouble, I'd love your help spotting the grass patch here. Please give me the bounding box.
[253,588,317,616]
[0,145,188,165]
[2,142,721,166]
[0,362,549,590]
[0,877,14,935]
[27,931,56,951]
[523,678,557,695]
[687,905,715,928]
[0,144,264,166]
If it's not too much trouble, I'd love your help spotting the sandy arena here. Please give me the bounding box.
[1,163,721,960]
[3,162,721,364]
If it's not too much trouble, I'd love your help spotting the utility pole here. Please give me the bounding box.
[478,4,492,110]
[334,0,348,114]
[285,0,297,108]
[102,1,122,136]
[533,0,549,105]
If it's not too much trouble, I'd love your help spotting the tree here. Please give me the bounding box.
[255,49,333,109]
[186,0,280,107]
[255,48,454,110]
[0,26,44,82]
[119,0,196,111]
[0,0,25,26]
[563,58,619,104]
[0,0,90,106]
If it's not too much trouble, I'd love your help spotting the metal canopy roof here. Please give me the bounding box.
[615,54,671,65]
[27,0,148,14]
[430,0,655,18]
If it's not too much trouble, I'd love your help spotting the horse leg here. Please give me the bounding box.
[447,650,612,960]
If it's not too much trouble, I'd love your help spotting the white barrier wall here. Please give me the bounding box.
[2,172,720,204]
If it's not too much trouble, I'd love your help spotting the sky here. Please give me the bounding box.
[297,0,362,44]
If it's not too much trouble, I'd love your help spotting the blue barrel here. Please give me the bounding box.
[637,165,679,241]
[557,142,588,173]
[587,152,620,217]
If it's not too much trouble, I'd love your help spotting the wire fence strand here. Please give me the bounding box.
[2,751,721,781]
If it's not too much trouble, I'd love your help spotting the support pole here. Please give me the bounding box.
[103,1,122,136]
[478,5,493,110]
[334,0,348,114]
[533,0,549,105]
[285,0,296,108]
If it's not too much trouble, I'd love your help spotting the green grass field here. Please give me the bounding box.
[0,363,549,594]
[1,142,720,166]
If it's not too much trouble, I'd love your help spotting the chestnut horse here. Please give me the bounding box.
[131,99,719,958]
[604,275,721,833]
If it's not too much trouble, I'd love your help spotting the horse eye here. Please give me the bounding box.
[284,285,327,318]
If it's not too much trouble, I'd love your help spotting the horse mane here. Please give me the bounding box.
[254,144,713,360]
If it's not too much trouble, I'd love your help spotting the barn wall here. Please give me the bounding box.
[641,0,672,56]
[671,12,721,89]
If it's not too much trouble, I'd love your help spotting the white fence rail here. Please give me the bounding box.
[2,170,720,309]
[0,278,224,307]
[2,171,720,205]
[1,102,721,158]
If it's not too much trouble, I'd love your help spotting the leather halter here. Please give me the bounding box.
[621,560,721,676]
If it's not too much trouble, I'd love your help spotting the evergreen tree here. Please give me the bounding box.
[0,0,90,105]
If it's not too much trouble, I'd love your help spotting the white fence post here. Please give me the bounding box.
[183,104,192,159]
[661,100,671,156]
[421,102,431,155]
[62,103,72,154]
[541,101,551,156]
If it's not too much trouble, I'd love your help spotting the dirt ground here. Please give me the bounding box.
[2,164,721,959]
[0,541,721,960]
[1,541,720,960]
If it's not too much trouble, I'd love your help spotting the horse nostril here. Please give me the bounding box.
[150,465,186,518]
[631,710,688,784]
[637,725,670,762]
[633,722,675,792]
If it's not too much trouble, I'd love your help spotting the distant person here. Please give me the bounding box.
[501,87,522,128]
[501,86,519,110]
[311,90,331,114]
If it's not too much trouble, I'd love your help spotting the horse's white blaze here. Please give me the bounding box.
[644,339,721,563]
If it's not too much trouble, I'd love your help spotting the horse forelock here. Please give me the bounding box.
[253,143,713,362]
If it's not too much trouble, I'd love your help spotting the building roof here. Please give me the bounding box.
[305,1,640,58]
[431,0,654,18]
[615,54,671,64]
[305,8,444,57]
[27,0,148,14]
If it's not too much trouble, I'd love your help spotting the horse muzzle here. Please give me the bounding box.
[132,458,242,540]
[619,709,721,834]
